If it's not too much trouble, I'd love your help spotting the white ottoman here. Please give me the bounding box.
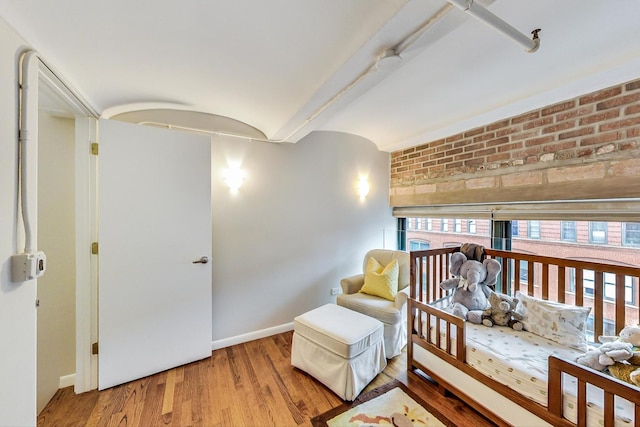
[291,303,386,401]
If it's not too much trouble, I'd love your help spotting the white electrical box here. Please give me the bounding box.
[11,251,47,282]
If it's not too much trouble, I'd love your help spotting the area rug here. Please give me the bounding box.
[311,380,453,427]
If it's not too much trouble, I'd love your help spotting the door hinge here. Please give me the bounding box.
[92,342,99,355]
[91,242,99,255]
[91,142,99,155]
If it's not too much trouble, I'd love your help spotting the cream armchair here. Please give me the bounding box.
[336,249,410,358]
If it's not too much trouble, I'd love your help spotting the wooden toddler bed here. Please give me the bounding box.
[408,246,640,427]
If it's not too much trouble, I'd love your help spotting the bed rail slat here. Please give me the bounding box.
[419,255,425,302]
[542,263,549,300]
[615,273,625,333]
[498,256,507,292]
[576,268,584,307]
[514,259,521,295]
[434,317,442,349]
[603,391,614,427]
[558,266,566,304]
[576,379,587,426]
[577,379,586,427]
[594,272,604,340]
[431,255,437,302]
[548,359,562,416]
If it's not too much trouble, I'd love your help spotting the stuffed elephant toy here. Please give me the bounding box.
[440,252,501,323]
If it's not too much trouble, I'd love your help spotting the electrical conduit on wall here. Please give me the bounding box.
[11,50,47,282]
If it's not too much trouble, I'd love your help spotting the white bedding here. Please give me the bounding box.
[418,313,635,426]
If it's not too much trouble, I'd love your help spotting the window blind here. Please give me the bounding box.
[392,199,640,222]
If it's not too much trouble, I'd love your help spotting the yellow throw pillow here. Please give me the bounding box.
[360,257,399,301]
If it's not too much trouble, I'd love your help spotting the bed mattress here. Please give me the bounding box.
[419,313,635,426]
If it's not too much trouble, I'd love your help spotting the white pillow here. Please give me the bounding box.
[515,291,591,351]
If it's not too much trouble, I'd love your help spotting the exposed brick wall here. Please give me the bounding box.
[390,78,640,207]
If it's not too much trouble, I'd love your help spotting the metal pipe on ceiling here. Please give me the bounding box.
[447,0,540,53]
[276,1,540,143]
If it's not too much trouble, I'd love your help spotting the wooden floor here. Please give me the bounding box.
[38,331,496,427]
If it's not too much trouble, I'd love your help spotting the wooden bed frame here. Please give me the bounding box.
[408,246,640,427]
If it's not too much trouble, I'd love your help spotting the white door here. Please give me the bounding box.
[98,119,212,390]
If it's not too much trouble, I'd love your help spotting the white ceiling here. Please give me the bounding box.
[2,0,640,152]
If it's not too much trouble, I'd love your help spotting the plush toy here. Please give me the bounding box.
[576,325,640,386]
[481,291,524,331]
[608,353,640,386]
[577,341,635,371]
[598,341,635,365]
[599,325,640,347]
[576,347,612,372]
[439,252,501,324]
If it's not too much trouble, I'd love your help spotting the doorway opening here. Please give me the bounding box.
[31,55,98,412]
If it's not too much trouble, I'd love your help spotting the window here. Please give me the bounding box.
[571,269,636,304]
[589,222,608,244]
[402,217,490,250]
[623,222,640,247]
[585,316,617,342]
[409,240,430,251]
[400,216,639,336]
[561,221,577,242]
[516,260,529,284]
[506,259,530,295]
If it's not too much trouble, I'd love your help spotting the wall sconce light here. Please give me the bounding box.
[223,166,244,193]
[357,177,370,199]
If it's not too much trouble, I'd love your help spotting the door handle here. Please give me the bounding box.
[192,256,209,264]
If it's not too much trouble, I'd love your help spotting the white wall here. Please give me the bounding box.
[0,19,395,420]
[211,131,395,343]
[37,112,76,413]
[0,16,37,426]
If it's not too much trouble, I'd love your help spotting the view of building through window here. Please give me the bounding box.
[403,219,640,339]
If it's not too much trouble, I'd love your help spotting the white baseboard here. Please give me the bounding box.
[59,373,76,389]
[211,322,294,351]
[63,324,294,390]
